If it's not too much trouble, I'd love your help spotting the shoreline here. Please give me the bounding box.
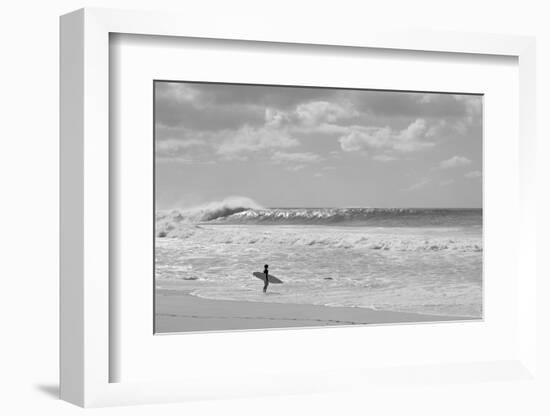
[155,288,476,333]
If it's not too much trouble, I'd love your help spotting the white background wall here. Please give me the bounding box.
[0,0,548,414]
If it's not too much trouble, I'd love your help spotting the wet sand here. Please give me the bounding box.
[155,288,473,333]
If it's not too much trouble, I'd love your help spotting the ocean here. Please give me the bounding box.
[155,202,482,318]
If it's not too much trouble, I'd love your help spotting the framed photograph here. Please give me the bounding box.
[60,8,537,407]
[153,80,483,334]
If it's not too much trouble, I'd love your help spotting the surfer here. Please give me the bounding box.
[263,264,269,293]
[252,268,281,289]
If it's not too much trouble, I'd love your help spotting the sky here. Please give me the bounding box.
[155,81,482,209]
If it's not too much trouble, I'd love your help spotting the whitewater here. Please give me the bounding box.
[155,198,483,318]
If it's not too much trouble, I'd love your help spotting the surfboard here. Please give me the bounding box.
[253,272,283,284]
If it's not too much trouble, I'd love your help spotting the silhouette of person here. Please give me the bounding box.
[263,264,269,293]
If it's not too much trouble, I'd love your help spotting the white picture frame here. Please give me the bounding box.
[60,7,537,407]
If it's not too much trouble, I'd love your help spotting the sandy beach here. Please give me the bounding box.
[155,286,473,333]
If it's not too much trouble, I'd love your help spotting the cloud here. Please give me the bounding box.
[271,151,324,171]
[446,95,482,134]
[155,82,265,130]
[190,82,335,109]
[156,138,207,153]
[338,119,435,153]
[264,108,289,128]
[372,154,398,162]
[216,126,299,159]
[295,101,357,126]
[404,178,430,191]
[345,92,482,139]
[465,170,482,178]
[156,82,482,142]
[271,151,323,164]
[155,99,264,131]
[338,127,389,151]
[155,138,211,163]
[155,82,200,102]
[285,165,308,171]
[439,155,472,169]
[155,81,482,170]
[262,102,357,136]
[455,95,482,116]
[156,156,194,164]
[350,91,482,121]
[156,125,300,162]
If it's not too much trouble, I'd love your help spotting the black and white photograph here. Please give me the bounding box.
[154,81,483,333]
[5,0,547,413]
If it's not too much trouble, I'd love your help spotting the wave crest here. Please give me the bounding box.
[156,197,263,234]
[156,224,482,252]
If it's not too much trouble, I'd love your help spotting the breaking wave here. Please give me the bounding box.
[156,196,263,232]
[211,207,482,227]
[157,198,481,231]
[156,224,482,253]
[155,197,482,252]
